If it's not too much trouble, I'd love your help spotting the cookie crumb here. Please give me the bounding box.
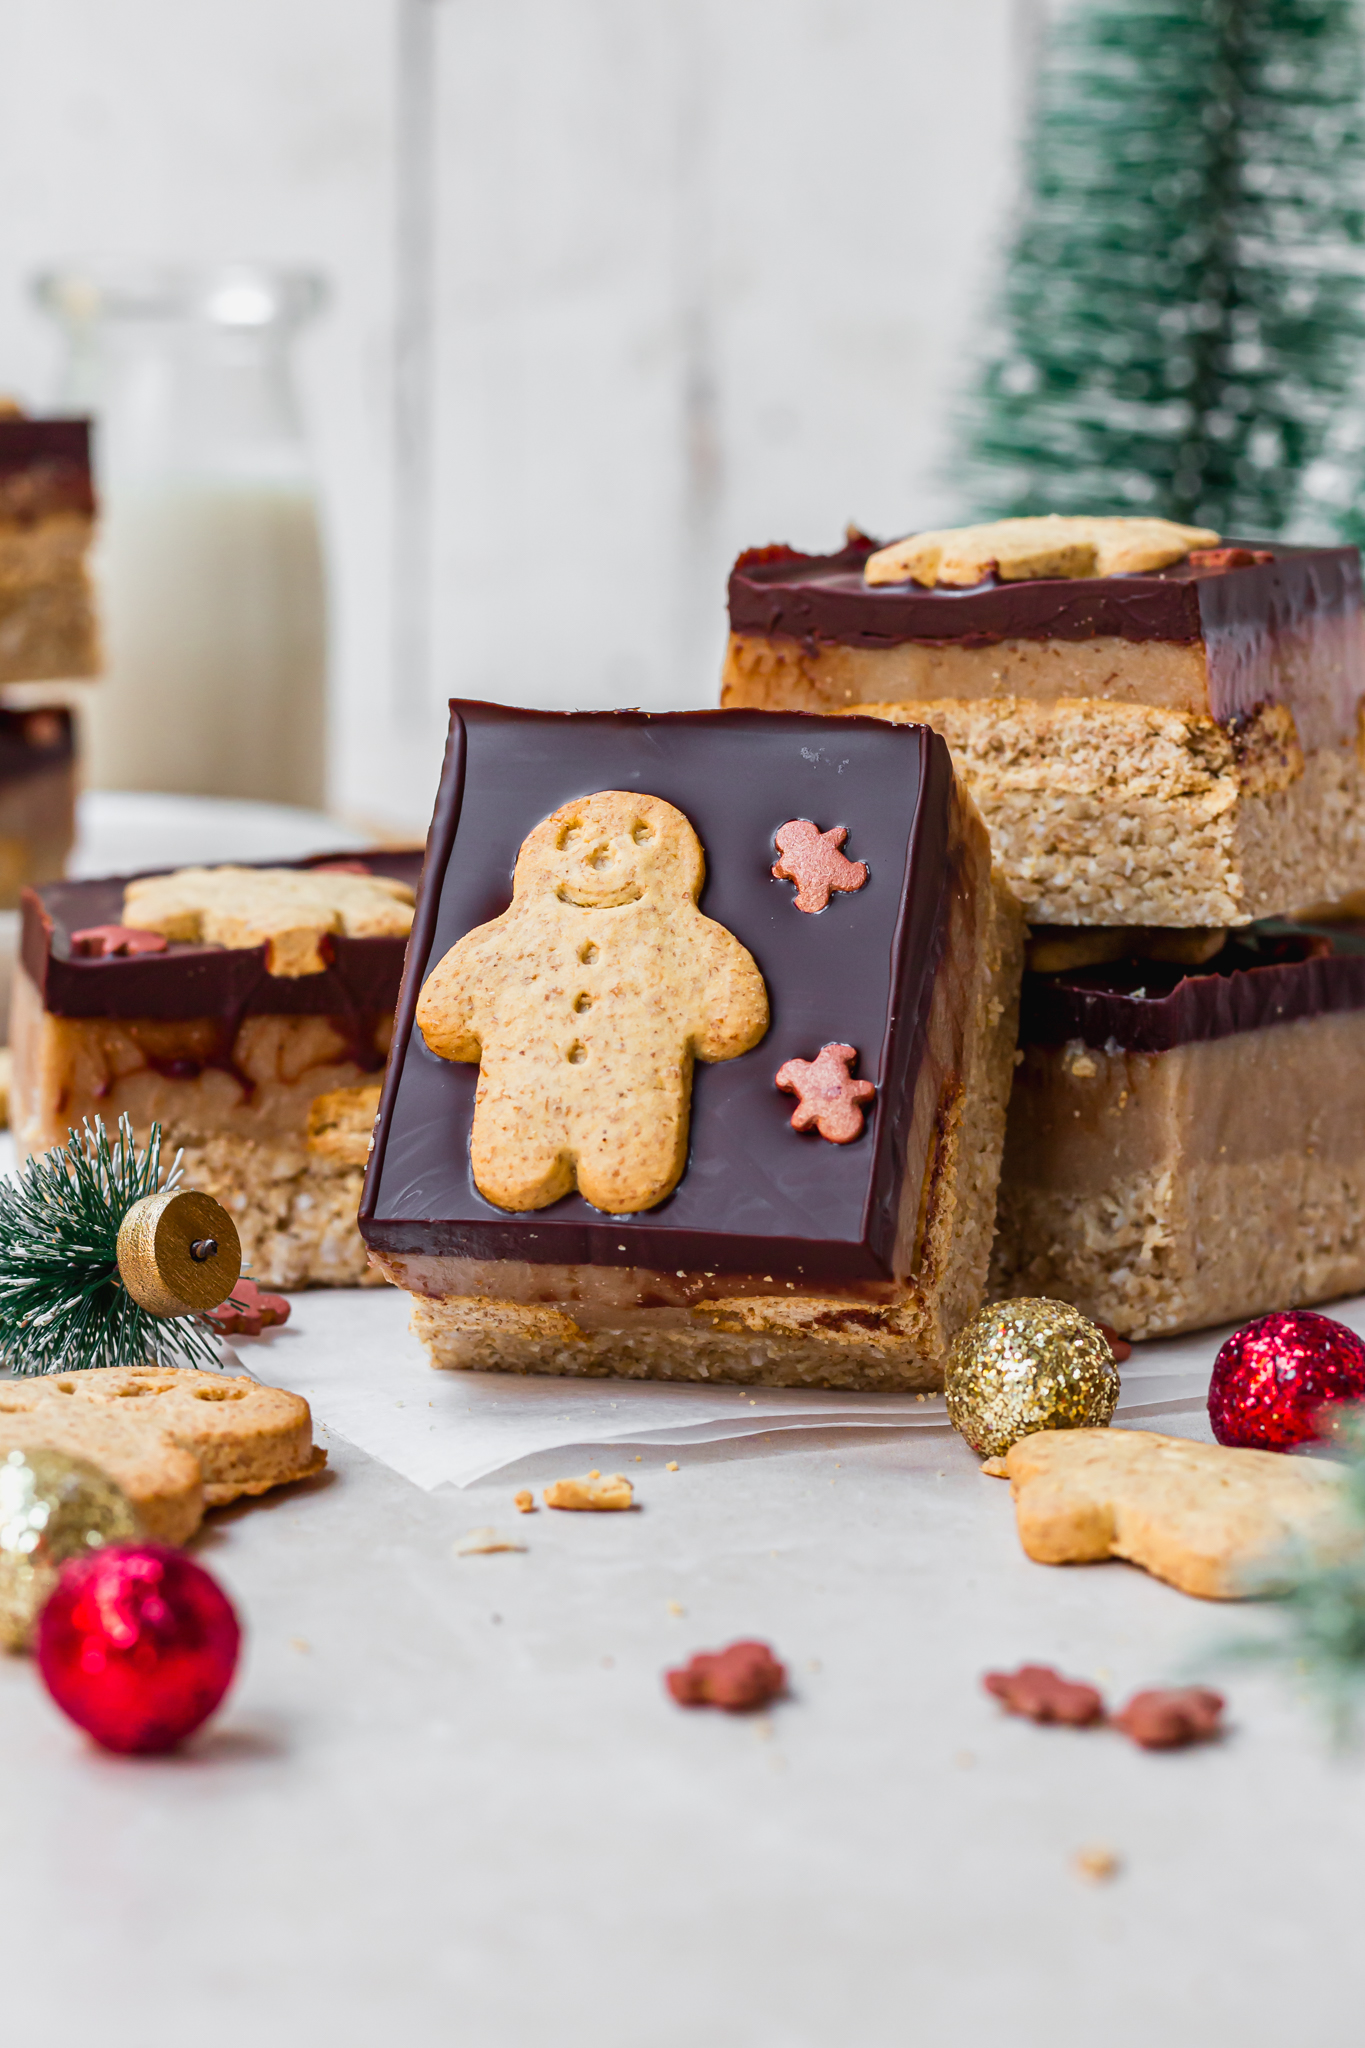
[454,1526,527,1556]
[543,1472,634,1511]
[667,1600,685,1616]
[666,1460,679,1473]
[980,1456,1009,1478]
[290,1636,311,1654]
[1074,1846,1121,1883]
[513,1489,535,1513]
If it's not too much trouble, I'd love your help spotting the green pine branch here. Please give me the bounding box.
[958,0,1365,534]
[0,1115,226,1376]
[1233,1415,1365,1738]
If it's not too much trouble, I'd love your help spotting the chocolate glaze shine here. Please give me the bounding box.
[1021,929,1365,1054]
[360,702,957,1282]
[728,536,1360,652]
[24,848,423,1023]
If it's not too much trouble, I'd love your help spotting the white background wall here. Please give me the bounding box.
[0,0,1043,834]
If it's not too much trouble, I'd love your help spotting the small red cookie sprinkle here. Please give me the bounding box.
[1112,1686,1224,1749]
[70,925,169,959]
[983,1664,1105,1726]
[771,819,869,914]
[1096,1320,1133,1363]
[775,1042,875,1143]
[1188,547,1274,570]
[206,1277,291,1337]
[732,543,805,572]
[666,1639,786,1712]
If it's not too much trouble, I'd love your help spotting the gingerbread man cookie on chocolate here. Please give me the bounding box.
[416,791,769,1213]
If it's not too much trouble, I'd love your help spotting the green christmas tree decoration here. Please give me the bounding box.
[1235,1414,1365,1738]
[959,0,1365,536]
[0,1116,239,1376]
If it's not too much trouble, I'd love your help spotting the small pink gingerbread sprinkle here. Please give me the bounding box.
[70,925,168,959]
[775,1042,876,1144]
[771,820,868,914]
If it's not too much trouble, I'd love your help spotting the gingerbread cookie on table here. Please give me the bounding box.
[361,702,1024,1393]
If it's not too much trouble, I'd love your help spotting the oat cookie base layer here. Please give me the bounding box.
[376,792,1024,1393]
[722,631,1365,926]
[0,515,101,683]
[991,1009,1365,1339]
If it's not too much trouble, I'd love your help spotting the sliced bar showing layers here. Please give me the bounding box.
[13,851,421,1286]
[360,702,1025,1391]
[0,415,99,685]
[722,522,1365,928]
[991,924,1365,1339]
[0,414,100,914]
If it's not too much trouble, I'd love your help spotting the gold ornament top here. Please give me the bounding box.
[945,1298,1120,1458]
[116,1188,242,1317]
[0,1446,141,1649]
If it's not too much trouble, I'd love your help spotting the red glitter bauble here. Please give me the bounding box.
[1208,1310,1365,1450]
[35,1544,241,1754]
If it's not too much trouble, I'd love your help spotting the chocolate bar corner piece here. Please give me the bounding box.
[12,848,423,1288]
[722,529,1365,928]
[0,417,100,684]
[359,701,1025,1392]
[992,923,1365,1339]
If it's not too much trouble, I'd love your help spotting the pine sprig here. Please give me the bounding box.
[0,1115,225,1375]
[1229,1414,1365,1737]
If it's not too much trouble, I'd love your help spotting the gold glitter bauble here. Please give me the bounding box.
[945,1298,1120,1457]
[0,1447,142,1651]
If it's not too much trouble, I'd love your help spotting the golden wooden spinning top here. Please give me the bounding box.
[115,1188,242,1318]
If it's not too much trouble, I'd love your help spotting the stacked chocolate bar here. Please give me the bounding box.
[724,515,1365,1338]
[0,411,100,904]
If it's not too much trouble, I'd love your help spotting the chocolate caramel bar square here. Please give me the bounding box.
[360,702,1024,1390]
[13,851,421,1287]
[723,520,1365,928]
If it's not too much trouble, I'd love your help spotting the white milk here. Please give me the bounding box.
[86,479,327,808]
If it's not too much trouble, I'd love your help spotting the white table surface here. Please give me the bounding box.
[4,1303,1362,2047]
[6,797,1360,2044]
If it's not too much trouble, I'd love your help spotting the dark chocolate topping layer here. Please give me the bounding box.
[0,707,73,784]
[1020,927,1365,1054]
[728,536,1360,653]
[360,702,957,1282]
[0,419,95,521]
[23,848,423,1023]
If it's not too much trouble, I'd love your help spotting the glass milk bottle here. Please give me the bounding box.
[35,264,328,807]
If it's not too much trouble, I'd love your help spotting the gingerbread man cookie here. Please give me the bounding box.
[416,791,769,1213]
